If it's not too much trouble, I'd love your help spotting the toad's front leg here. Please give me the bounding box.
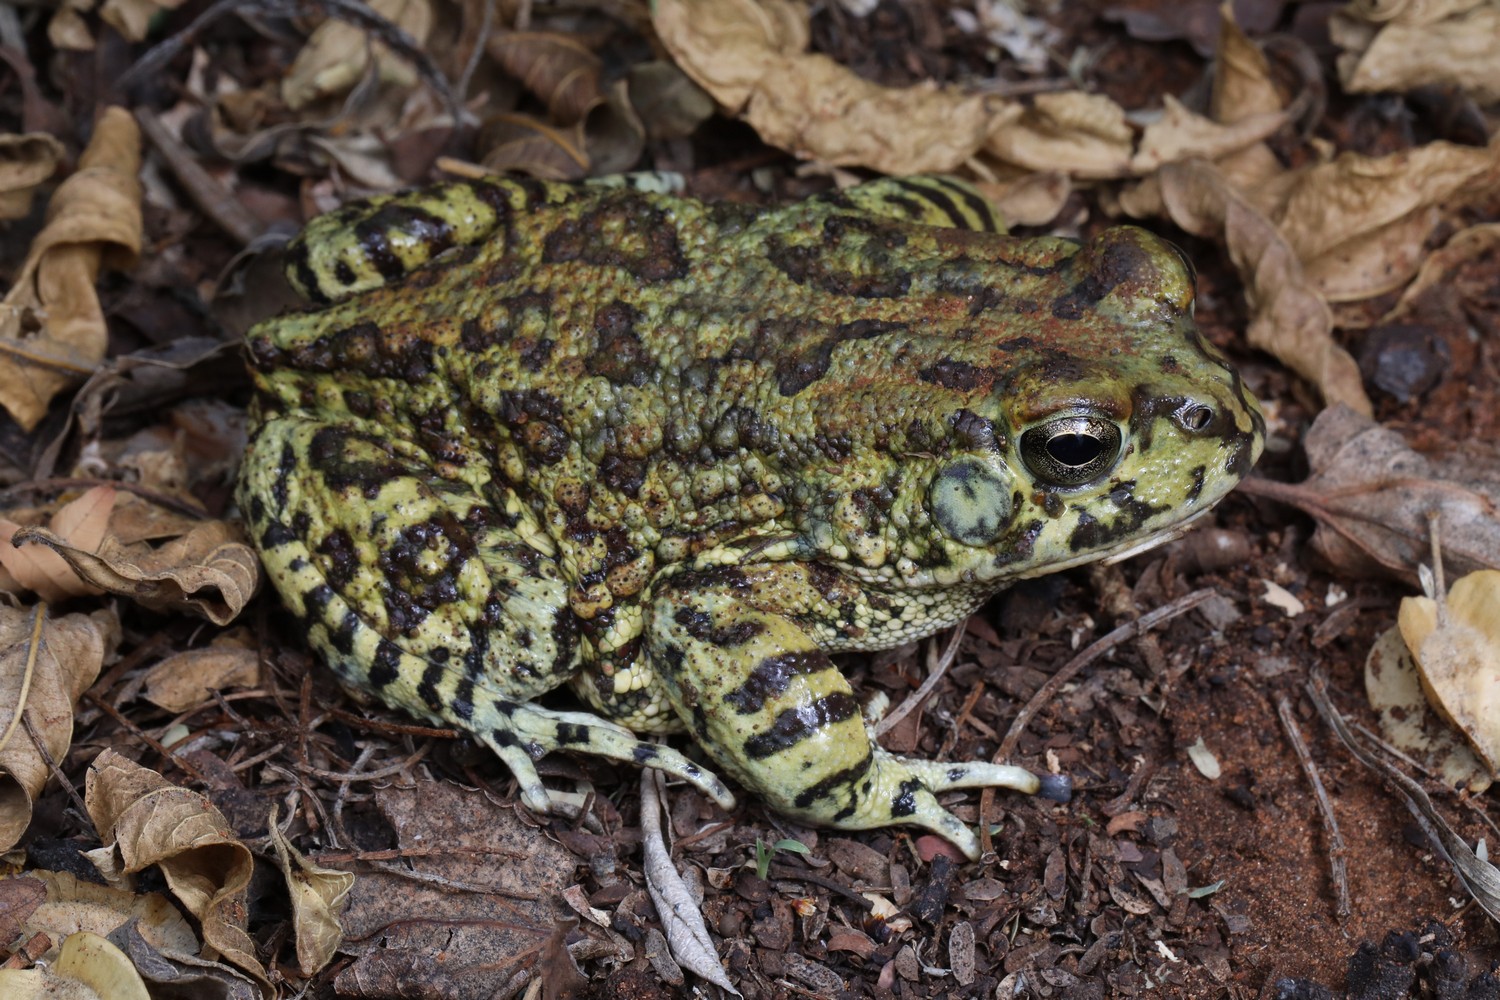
[646,563,1069,860]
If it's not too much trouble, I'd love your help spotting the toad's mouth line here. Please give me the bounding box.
[1005,502,1219,583]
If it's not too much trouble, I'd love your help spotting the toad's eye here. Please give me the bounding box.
[1020,414,1122,488]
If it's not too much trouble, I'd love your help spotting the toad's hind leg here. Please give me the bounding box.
[239,415,733,814]
[647,564,1069,860]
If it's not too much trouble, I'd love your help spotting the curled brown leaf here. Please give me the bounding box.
[0,606,121,852]
[84,750,270,996]
[0,107,141,431]
[13,520,259,626]
[1240,405,1500,582]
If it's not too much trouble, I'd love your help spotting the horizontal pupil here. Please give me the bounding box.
[1047,433,1102,467]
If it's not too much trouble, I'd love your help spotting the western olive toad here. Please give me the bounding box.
[239,175,1263,858]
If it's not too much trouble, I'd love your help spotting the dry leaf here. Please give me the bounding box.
[1381,222,1500,322]
[652,0,1014,174]
[976,171,1071,228]
[1129,98,1286,176]
[1400,570,1500,775]
[1264,142,1500,301]
[0,486,116,602]
[477,113,590,180]
[1241,405,1500,582]
[1333,0,1500,104]
[13,519,259,625]
[50,931,152,1000]
[628,61,716,141]
[84,750,270,995]
[7,869,198,958]
[100,0,187,43]
[142,636,260,713]
[268,807,353,976]
[640,771,740,994]
[282,0,433,110]
[1365,625,1491,793]
[0,132,65,220]
[487,32,603,124]
[0,606,120,852]
[985,92,1134,178]
[334,781,577,998]
[0,107,141,431]
[1155,160,1372,414]
[47,6,95,51]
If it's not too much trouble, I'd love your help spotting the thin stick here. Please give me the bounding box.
[876,624,965,737]
[1277,695,1351,921]
[977,587,1215,857]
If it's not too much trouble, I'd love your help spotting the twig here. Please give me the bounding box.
[977,588,1215,857]
[998,588,1216,760]
[766,863,875,911]
[84,690,211,785]
[1277,695,1351,921]
[135,110,263,245]
[876,623,964,737]
[22,712,89,820]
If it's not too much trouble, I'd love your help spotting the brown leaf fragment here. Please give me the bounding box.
[487,32,603,124]
[0,132,64,221]
[1155,160,1371,414]
[335,780,576,998]
[0,606,120,852]
[142,635,261,713]
[0,486,116,602]
[627,61,716,141]
[267,807,353,976]
[83,751,270,996]
[1244,405,1500,582]
[478,113,590,180]
[13,520,258,625]
[0,107,141,431]
[827,927,876,958]
[652,0,1013,174]
[0,875,47,945]
[1332,0,1500,104]
[282,0,433,110]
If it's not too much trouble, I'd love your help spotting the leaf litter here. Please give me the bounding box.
[2,0,1500,996]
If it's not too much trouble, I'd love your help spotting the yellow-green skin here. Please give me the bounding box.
[238,175,1263,859]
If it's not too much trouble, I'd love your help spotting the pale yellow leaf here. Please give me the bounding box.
[0,107,142,431]
[143,638,260,713]
[0,133,65,220]
[268,806,353,975]
[1401,571,1500,776]
[1365,626,1490,793]
[0,607,120,852]
[53,931,150,1000]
